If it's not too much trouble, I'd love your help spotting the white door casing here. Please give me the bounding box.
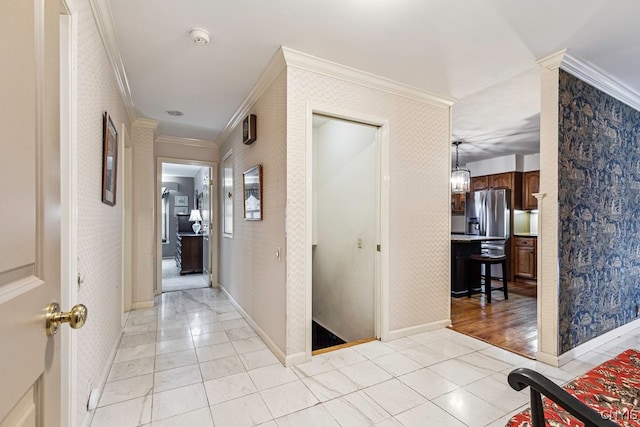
[305,104,390,359]
[0,0,62,425]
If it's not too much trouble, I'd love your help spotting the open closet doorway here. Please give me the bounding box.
[311,114,381,353]
[158,160,215,293]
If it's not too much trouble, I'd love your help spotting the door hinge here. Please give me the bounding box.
[377,244,381,252]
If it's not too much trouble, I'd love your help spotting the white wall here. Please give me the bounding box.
[286,55,452,358]
[218,69,287,355]
[69,0,131,423]
[312,118,377,342]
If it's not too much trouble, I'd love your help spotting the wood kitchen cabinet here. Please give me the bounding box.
[523,171,540,210]
[514,236,536,279]
[471,176,488,190]
[451,192,466,214]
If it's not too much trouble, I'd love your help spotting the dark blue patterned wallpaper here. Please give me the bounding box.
[558,70,640,353]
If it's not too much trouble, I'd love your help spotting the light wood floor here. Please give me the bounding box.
[450,280,537,359]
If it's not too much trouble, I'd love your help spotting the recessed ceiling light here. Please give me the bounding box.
[166,110,184,116]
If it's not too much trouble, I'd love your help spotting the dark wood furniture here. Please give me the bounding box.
[467,254,508,303]
[176,234,203,275]
[514,236,537,280]
[523,170,540,210]
[174,214,203,275]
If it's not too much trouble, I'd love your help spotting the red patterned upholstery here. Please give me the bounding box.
[507,349,640,426]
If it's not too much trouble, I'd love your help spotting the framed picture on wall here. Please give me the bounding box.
[175,195,188,206]
[101,112,118,206]
[243,164,262,220]
[174,206,188,215]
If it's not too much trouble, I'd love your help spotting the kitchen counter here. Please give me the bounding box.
[451,235,505,242]
[451,235,506,296]
[514,233,538,237]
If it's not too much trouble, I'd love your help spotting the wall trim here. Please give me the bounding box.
[131,301,154,310]
[218,285,288,366]
[385,319,451,341]
[80,328,123,427]
[282,47,454,108]
[155,135,216,149]
[87,0,137,125]
[217,49,287,146]
[133,118,159,129]
[558,317,640,366]
[535,351,560,367]
[538,49,640,113]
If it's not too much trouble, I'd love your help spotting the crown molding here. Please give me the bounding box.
[155,135,216,149]
[561,53,640,112]
[217,46,455,146]
[133,118,159,129]
[538,49,640,112]
[536,49,567,71]
[281,47,454,107]
[88,0,137,125]
[217,49,287,146]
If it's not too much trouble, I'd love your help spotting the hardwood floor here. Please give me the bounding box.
[450,280,537,359]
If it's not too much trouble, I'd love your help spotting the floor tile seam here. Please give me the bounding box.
[392,400,471,427]
[396,367,461,397]
[431,389,505,427]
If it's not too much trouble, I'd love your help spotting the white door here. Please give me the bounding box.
[202,168,213,286]
[0,0,63,425]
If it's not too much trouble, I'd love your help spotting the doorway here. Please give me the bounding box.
[311,114,380,352]
[158,160,215,293]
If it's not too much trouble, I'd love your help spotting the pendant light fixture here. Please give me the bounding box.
[451,141,471,194]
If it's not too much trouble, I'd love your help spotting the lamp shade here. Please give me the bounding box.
[189,209,202,222]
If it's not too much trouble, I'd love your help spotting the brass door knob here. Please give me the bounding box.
[46,303,88,336]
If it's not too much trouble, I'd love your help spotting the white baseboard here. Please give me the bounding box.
[285,352,308,367]
[535,351,560,367]
[557,317,640,366]
[218,285,287,366]
[80,327,124,427]
[384,319,451,341]
[132,300,154,310]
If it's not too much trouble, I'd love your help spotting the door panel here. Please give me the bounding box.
[0,0,61,425]
[0,387,37,427]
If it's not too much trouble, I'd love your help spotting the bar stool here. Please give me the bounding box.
[468,254,508,303]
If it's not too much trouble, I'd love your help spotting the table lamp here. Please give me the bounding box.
[189,209,202,234]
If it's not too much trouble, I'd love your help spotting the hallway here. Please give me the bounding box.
[90,288,640,426]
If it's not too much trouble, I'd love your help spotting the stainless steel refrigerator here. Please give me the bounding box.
[465,189,510,278]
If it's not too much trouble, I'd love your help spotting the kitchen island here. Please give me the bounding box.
[451,235,505,297]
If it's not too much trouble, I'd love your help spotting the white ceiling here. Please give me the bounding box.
[162,163,205,178]
[108,0,640,163]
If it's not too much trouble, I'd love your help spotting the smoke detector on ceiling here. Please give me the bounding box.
[189,28,210,46]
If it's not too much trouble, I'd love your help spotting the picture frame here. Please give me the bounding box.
[242,114,257,145]
[243,164,262,220]
[175,195,188,206]
[101,112,118,206]
[174,206,188,215]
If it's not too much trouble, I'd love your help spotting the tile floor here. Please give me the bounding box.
[90,287,640,427]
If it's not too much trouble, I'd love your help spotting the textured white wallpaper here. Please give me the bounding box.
[538,66,560,359]
[219,70,288,353]
[70,0,131,423]
[131,121,157,304]
[286,66,451,356]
